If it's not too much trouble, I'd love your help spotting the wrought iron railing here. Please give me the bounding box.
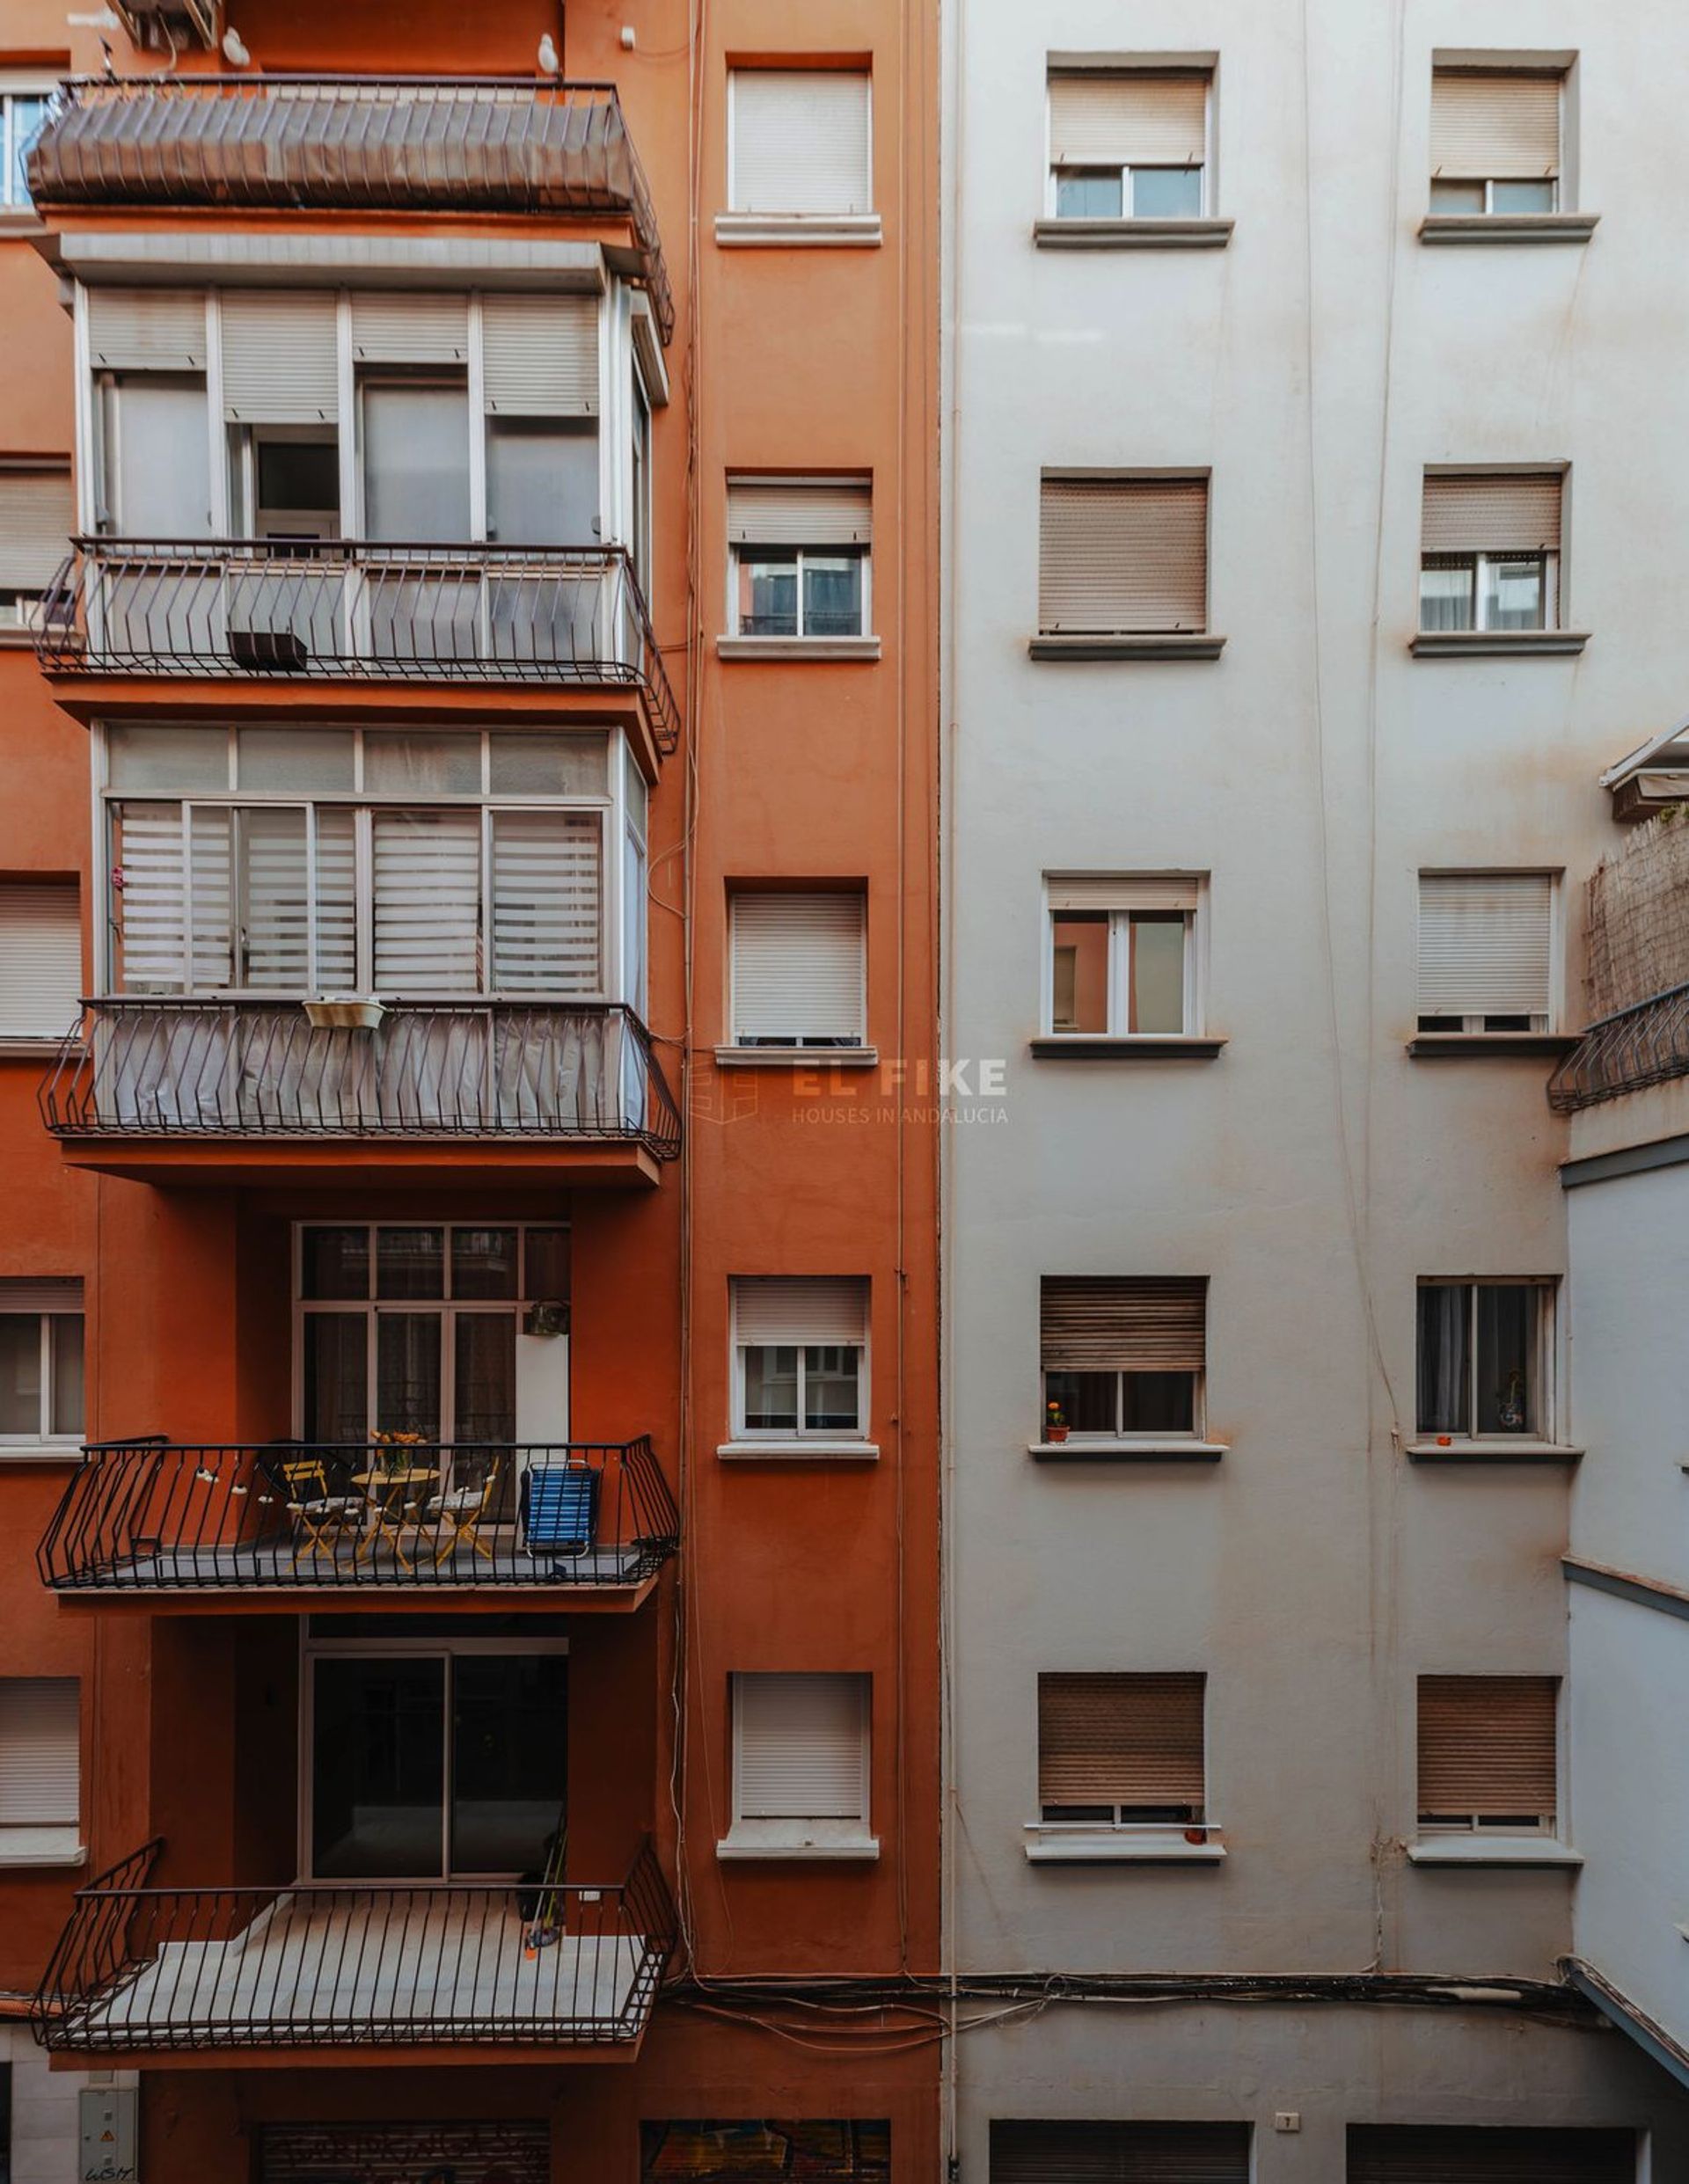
[38,1437,678,1594]
[34,1836,676,2052]
[28,76,672,339]
[37,539,679,749]
[1546,982,1689,1113]
[39,1000,681,1159]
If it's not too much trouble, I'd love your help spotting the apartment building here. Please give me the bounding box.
[0,1,938,2180]
[941,5,1689,2178]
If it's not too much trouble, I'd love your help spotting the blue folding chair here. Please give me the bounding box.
[521,1464,600,1570]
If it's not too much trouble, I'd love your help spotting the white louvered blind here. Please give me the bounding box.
[1422,472,1562,554]
[1348,2125,1634,2184]
[1037,1671,1206,1806]
[113,804,234,992]
[1047,876,1199,913]
[490,811,603,995]
[1047,72,1209,168]
[1039,476,1208,633]
[0,883,80,1038]
[730,892,866,1044]
[1429,70,1562,179]
[1417,1676,1558,1819]
[314,808,358,992]
[239,807,311,990]
[1041,1276,1207,1372]
[86,288,207,370]
[727,477,873,548]
[0,1677,80,1827]
[350,292,470,364]
[1418,873,1553,1018]
[372,808,482,992]
[735,1672,869,1821]
[482,296,599,417]
[221,290,339,423]
[733,1275,869,1349]
[730,70,873,215]
[0,466,73,591]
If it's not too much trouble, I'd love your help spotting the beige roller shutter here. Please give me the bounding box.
[1418,873,1553,1018]
[0,882,81,1038]
[1039,476,1207,634]
[221,290,339,424]
[482,295,599,417]
[350,292,470,365]
[86,288,208,371]
[0,1677,80,1827]
[1047,72,1208,168]
[734,1672,869,1820]
[1348,2125,1634,2184]
[730,69,873,215]
[730,891,866,1044]
[1047,876,1198,913]
[1037,1672,1206,1807]
[991,2122,1250,2184]
[727,477,873,547]
[0,466,74,591]
[0,1277,83,1316]
[1416,1676,1558,1820]
[732,1275,868,1348]
[1430,69,1562,179]
[1422,472,1562,554]
[1041,1276,1206,1372]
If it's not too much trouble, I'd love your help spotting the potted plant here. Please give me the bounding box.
[303,993,386,1032]
[1045,1399,1069,1445]
[370,1428,428,1478]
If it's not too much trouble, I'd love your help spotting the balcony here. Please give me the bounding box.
[1547,982,1689,1114]
[39,1439,678,1611]
[37,541,679,754]
[40,1000,680,1184]
[27,76,672,340]
[34,1837,676,2056]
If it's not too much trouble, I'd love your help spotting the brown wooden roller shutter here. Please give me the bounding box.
[1041,1277,1206,1373]
[991,2119,1250,2184]
[1047,73,1209,169]
[1038,1673,1205,1807]
[1038,477,1208,636]
[1416,1676,1557,1820]
[1347,2124,1633,2184]
[1422,473,1561,555]
[1429,70,1561,179]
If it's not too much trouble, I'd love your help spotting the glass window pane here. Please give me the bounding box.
[48,1315,84,1437]
[802,553,863,637]
[743,1344,799,1430]
[302,1226,370,1301]
[804,1344,861,1431]
[1051,914,1109,1033]
[487,731,609,796]
[106,725,229,793]
[362,732,482,796]
[362,383,472,543]
[1492,179,1556,215]
[1132,166,1203,217]
[1120,1370,1194,1432]
[110,376,212,537]
[486,420,599,548]
[1420,557,1475,633]
[0,1317,42,1435]
[1055,168,1123,217]
[10,96,47,208]
[523,1228,571,1303]
[376,1311,442,1437]
[1044,1370,1117,1435]
[1416,1283,1472,1436]
[1476,1284,1537,1435]
[1483,558,1546,632]
[1130,913,1187,1034]
[302,1312,369,1443]
[737,551,797,637]
[237,726,355,792]
[453,1313,516,1443]
[451,1229,520,1300]
[256,437,340,526]
[1429,179,1487,213]
[377,1228,445,1300]
[311,1655,445,1880]
[450,1654,567,1876]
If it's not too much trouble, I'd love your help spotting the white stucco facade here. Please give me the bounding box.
[940,0,1689,2171]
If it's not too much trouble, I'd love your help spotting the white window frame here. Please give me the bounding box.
[1040,1363,1205,1443]
[0,77,55,215]
[0,1308,85,1448]
[1418,548,1560,633]
[1042,883,1204,1038]
[1415,1276,1558,1445]
[728,541,872,640]
[720,1670,876,1860]
[1416,869,1560,1034]
[1429,174,1561,215]
[1044,69,1215,221]
[729,1281,869,1446]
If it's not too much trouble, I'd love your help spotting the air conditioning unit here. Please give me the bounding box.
[112,0,221,52]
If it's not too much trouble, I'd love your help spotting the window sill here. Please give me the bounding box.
[0,1829,86,1868]
[1029,1437,1226,1463]
[1408,1837,1582,1868]
[0,1443,86,1465]
[1033,216,1233,251]
[716,1439,880,1463]
[717,1822,880,1862]
[0,1036,67,1059]
[1420,213,1598,248]
[1025,1829,1225,1865]
[1410,630,1590,659]
[1408,1033,1580,1060]
[714,1045,879,1070]
[1407,1438,1583,1465]
[716,636,881,662]
[1029,1034,1225,1062]
[0,628,39,650]
[0,211,45,239]
[1029,632,1225,662]
[714,212,882,249]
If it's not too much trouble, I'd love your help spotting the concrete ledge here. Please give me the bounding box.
[1411,630,1590,659]
[1033,216,1233,250]
[1407,1439,1583,1465]
[717,1440,880,1463]
[1420,213,1598,247]
[714,212,882,248]
[716,636,881,662]
[1030,1439,1226,1462]
[1408,1033,1580,1060]
[1026,1831,1225,1864]
[1029,1034,1226,1061]
[717,1827,880,1862]
[1029,632,1225,662]
[0,1829,85,1868]
[714,1045,878,1070]
[1408,1837,1582,1868]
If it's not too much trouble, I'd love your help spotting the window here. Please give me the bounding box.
[1349,2125,1634,2184]
[1419,472,1562,633]
[1416,1279,1553,1441]
[1041,1275,1205,1440]
[1417,873,1554,1034]
[0,1676,81,1865]
[728,70,873,216]
[1046,69,1210,220]
[724,1671,874,1856]
[728,477,871,639]
[731,1277,868,1442]
[1037,1672,1206,1835]
[729,891,866,1048]
[1429,67,1564,215]
[643,2124,890,2184]
[0,1279,84,1445]
[0,463,74,624]
[0,881,80,1040]
[994,2122,1250,2184]
[1046,879,1197,1036]
[1038,473,1209,637]
[1416,1676,1559,1837]
[0,80,51,211]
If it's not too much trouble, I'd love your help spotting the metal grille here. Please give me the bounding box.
[1547,981,1689,1113]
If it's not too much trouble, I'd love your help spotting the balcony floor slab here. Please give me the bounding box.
[54,1139,662,1190]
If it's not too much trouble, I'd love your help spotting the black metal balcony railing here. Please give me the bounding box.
[34,1837,676,2053]
[38,1438,678,1595]
[1547,982,1689,1113]
[28,77,672,340]
[37,540,679,751]
[39,1000,682,1160]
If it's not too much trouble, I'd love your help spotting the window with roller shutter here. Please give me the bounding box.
[991,2120,1251,2184]
[1429,67,1565,215]
[728,891,866,1048]
[0,1280,84,1444]
[1348,2124,1633,2184]
[1036,474,1212,651]
[1415,1676,1560,1835]
[1037,1673,1208,1829]
[0,462,73,619]
[730,1275,870,1442]
[1417,873,1555,1033]
[728,70,873,218]
[727,476,872,640]
[1041,1275,1206,1440]
[1046,69,1211,221]
[0,1677,82,1865]
[1419,471,1565,637]
[723,1673,875,1858]
[0,882,80,1040]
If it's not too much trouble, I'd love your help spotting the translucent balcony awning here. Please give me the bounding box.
[28,76,672,341]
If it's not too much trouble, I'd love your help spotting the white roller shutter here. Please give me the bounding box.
[113,803,232,993]
[729,891,866,1044]
[0,883,81,1038]
[1047,72,1209,167]
[482,296,599,417]
[734,1672,869,1821]
[1430,70,1562,179]
[1418,873,1553,1018]
[0,1677,80,1827]
[372,808,482,992]
[1047,876,1198,913]
[85,289,208,371]
[1039,475,1209,633]
[491,811,603,995]
[730,70,873,215]
[221,290,339,423]
[0,1278,83,1315]
[1422,473,1562,555]
[732,1275,869,1348]
[0,467,74,591]
[726,477,872,547]
[351,292,470,364]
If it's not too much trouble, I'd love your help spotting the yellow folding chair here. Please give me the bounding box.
[426,1455,503,1568]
